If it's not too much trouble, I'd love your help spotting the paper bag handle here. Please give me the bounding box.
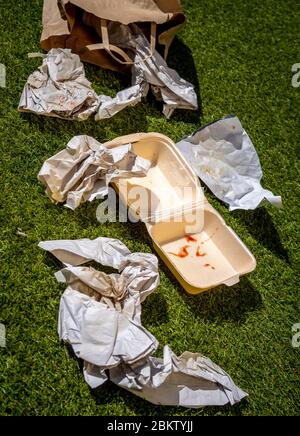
[86,19,157,65]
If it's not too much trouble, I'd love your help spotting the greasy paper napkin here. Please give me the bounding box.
[18,49,99,120]
[176,116,282,211]
[39,237,247,408]
[38,135,151,210]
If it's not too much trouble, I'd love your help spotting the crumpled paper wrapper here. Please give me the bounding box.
[39,237,247,408]
[176,116,283,211]
[38,135,151,210]
[18,24,198,121]
[18,49,99,120]
[96,23,198,120]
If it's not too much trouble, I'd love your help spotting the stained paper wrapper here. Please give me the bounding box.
[176,116,282,211]
[39,237,248,408]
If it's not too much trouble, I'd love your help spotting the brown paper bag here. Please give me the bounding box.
[41,0,186,72]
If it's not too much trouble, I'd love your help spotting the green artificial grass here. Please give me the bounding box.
[0,0,299,416]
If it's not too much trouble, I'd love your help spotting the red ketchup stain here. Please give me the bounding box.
[204,263,215,270]
[185,235,197,243]
[169,245,190,258]
[196,246,206,257]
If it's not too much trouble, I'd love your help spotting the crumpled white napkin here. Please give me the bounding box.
[176,116,282,211]
[96,23,198,120]
[38,135,151,210]
[18,49,99,120]
[39,237,247,408]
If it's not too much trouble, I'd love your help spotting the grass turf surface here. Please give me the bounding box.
[0,0,299,416]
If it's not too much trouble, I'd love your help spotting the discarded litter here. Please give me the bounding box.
[19,7,198,120]
[16,228,27,238]
[39,132,256,294]
[14,0,285,412]
[18,49,99,121]
[176,115,283,211]
[106,133,256,293]
[39,236,247,408]
[95,23,198,120]
[38,135,151,210]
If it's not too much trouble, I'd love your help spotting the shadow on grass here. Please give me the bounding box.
[158,258,262,324]
[141,291,169,327]
[20,102,150,142]
[233,207,289,262]
[65,339,248,416]
[181,277,262,323]
[165,36,203,124]
[90,381,248,417]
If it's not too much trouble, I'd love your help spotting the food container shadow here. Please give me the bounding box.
[158,258,262,325]
[234,208,289,263]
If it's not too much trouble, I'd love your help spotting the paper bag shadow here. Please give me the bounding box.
[233,208,289,262]
[100,36,203,124]
[164,36,202,123]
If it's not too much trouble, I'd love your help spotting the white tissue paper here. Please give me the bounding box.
[96,23,198,120]
[39,237,247,408]
[38,135,151,210]
[18,49,99,120]
[176,116,282,211]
